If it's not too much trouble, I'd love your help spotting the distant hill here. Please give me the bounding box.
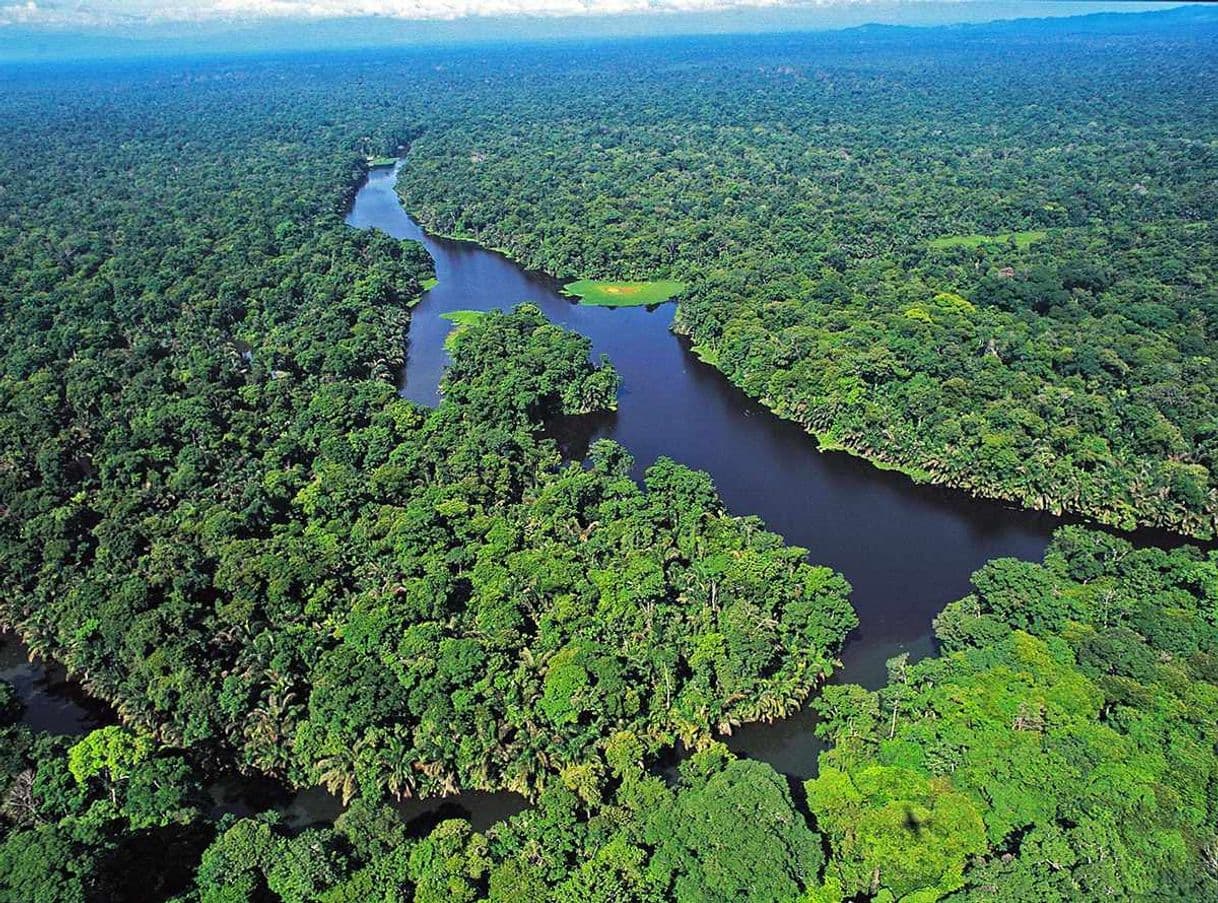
[1,2,1208,64]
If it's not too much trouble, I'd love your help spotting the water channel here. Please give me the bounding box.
[2,160,1181,830]
[346,161,1060,776]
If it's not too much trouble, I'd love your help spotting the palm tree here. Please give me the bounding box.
[381,729,418,799]
[316,743,360,805]
[245,668,298,774]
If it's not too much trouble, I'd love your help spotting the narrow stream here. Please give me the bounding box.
[0,631,114,736]
[0,630,527,832]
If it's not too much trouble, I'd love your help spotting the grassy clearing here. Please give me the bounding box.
[928,230,1047,250]
[440,309,485,350]
[367,156,398,167]
[563,279,685,307]
[421,277,439,291]
[440,310,485,326]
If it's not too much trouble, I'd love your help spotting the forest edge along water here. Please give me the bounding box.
[2,158,1198,833]
[349,161,1059,674]
[346,160,1061,780]
[348,159,1202,772]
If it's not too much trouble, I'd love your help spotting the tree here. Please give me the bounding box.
[646,752,824,903]
[67,728,154,806]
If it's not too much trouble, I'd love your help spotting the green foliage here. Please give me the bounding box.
[405,743,827,903]
[806,764,986,900]
[0,55,854,809]
[644,755,823,902]
[440,303,621,416]
[68,728,154,790]
[196,818,279,903]
[397,14,1218,537]
[194,817,358,903]
[0,821,111,903]
[812,527,1218,900]
[408,820,490,903]
[2,14,1217,901]
[926,231,1047,250]
[266,829,354,903]
[439,310,486,349]
[0,719,211,902]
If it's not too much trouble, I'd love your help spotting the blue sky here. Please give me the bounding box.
[0,0,1183,29]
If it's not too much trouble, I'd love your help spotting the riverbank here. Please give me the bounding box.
[674,318,1217,542]
[0,161,1192,843]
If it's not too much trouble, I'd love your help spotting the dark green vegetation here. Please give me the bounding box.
[0,713,214,902]
[562,279,685,308]
[396,10,1218,538]
[202,526,1217,902]
[195,744,826,903]
[0,51,855,900]
[2,8,1218,901]
[0,702,824,902]
[0,80,852,795]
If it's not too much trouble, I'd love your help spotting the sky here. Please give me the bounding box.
[0,0,1185,28]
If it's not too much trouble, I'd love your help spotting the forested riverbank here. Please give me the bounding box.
[1,60,859,793]
[3,524,1211,901]
[395,8,1218,539]
[1,9,1218,900]
[0,51,863,900]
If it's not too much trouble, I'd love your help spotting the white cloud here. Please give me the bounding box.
[0,0,915,27]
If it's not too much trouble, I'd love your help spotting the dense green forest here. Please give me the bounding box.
[2,8,1218,901]
[0,47,857,900]
[3,526,1212,901]
[809,527,1218,900]
[0,69,853,799]
[396,11,1218,538]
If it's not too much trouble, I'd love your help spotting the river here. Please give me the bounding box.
[0,160,1169,832]
[346,161,1065,775]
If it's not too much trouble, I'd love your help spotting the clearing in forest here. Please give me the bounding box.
[563,279,685,307]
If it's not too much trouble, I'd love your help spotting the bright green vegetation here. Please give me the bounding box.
[563,279,685,307]
[368,155,399,167]
[927,230,1047,250]
[1,526,1214,901]
[421,276,439,290]
[439,309,484,348]
[398,10,1218,538]
[439,309,484,325]
[808,526,1218,901]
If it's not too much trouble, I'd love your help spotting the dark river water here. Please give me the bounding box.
[346,162,1064,773]
[0,632,115,735]
[1,161,1180,833]
[0,631,528,833]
